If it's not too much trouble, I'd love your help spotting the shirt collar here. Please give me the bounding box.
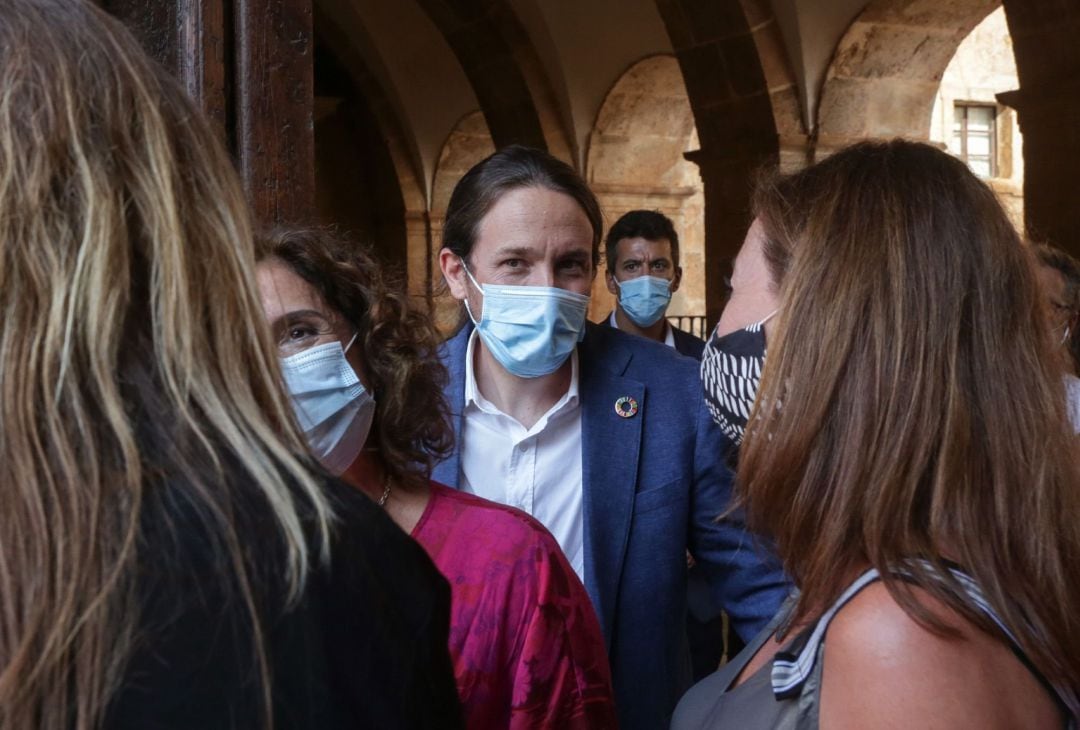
[609,310,676,349]
[464,328,579,414]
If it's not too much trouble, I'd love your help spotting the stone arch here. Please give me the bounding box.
[652,0,780,324]
[428,111,497,330]
[816,0,1000,150]
[413,0,549,151]
[431,111,497,216]
[739,0,806,171]
[929,7,1024,229]
[584,55,705,328]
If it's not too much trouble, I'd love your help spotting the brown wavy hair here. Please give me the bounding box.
[740,139,1080,696]
[258,228,454,492]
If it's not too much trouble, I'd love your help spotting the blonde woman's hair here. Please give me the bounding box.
[740,139,1080,699]
[0,1,333,727]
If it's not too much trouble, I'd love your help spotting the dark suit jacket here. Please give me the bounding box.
[600,312,707,360]
[671,326,707,361]
[433,323,790,729]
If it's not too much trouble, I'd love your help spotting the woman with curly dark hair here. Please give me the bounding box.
[256,227,617,729]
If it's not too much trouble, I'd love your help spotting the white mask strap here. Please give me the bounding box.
[459,257,483,293]
[459,257,483,325]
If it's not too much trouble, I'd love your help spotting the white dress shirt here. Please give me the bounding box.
[459,330,586,579]
[609,310,676,349]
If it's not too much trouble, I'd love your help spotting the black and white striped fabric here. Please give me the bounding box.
[771,561,1079,725]
[700,321,767,445]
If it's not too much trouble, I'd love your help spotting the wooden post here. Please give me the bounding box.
[235,0,316,224]
[104,0,316,225]
[177,0,229,137]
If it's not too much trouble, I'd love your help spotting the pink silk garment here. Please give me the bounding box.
[412,482,617,729]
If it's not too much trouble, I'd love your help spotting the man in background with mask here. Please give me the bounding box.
[434,146,789,730]
[602,210,706,359]
[601,209,729,680]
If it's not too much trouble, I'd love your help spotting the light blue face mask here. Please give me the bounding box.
[616,275,672,327]
[280,335,375,475]
[461,261,590,378]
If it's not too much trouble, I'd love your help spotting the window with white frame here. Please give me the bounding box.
[951,103,997,178]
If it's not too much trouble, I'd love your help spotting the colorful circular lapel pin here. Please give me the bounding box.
[614,396,639,418]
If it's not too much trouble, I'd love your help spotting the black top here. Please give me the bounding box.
[105,473,462,729]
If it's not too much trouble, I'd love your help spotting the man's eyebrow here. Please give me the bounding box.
[560,248,590,259]
[491,245,539,259]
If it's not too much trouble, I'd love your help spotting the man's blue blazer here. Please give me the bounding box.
[432,322,791,729]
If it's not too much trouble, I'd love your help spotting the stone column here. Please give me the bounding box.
[998,80,1080,257]
[685,148,776,327]
[1001,0,1080,257]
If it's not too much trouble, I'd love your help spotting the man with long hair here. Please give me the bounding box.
[435,145,790,729]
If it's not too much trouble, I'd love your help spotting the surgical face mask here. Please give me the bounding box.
[281,335,375,475]
[616,275,672,327]
[700,312,775,445]
[461,260,590,378]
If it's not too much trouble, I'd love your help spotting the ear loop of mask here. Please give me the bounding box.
[459,257,484,325]
[757,310,779,328]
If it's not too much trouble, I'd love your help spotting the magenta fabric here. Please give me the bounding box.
[412,482,617,729]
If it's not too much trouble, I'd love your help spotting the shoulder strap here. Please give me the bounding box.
[770,568,881,699]
[770,562,1078,726]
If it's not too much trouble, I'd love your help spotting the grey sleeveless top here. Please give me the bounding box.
[672,564,1078,730]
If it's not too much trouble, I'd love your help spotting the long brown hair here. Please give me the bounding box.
[258,228,455,492]
[740,140,1080,693]
[0,1,332,727]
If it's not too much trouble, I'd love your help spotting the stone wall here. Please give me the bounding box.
[929,7,1024,230]
[586,56,705,322]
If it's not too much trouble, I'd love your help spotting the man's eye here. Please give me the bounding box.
[503,259,524,269]
[625,262,639,271]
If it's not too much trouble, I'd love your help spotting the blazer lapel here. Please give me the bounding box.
[578,325,643,647]
[431,325,470,488]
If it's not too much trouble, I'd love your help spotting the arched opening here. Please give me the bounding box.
[929,6,1023,230]
[585,55,706,336]
[652,0,780,325]
[817,0,999,151]
[313,38,408,272]
[430,111,497,330]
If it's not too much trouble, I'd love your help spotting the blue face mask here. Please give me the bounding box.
[616,275,672,327]
[461,261,590,379]
[280,336,375,475]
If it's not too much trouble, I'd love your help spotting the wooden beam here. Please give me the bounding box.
[178,0,229,137]
[235,0,316,224]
